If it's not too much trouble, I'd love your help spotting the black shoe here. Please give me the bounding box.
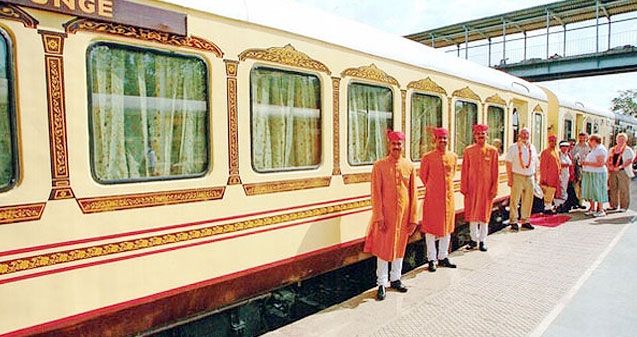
[479,242,488,252]
[543,209,556,215]
[438,258,457,268]
[376,285,386,301]
[427,260,436,272]
[390,280,408,293]
[510,223,519,232]
[466,240,477,250]
[521,223,535,230]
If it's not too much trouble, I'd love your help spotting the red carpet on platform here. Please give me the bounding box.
[529,213,571,227]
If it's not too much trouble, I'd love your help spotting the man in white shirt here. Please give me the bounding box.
[505,128,538,231]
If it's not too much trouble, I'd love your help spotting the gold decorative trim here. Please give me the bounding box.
[243,177,331,196]
[0,198,370,276]
[64,18,224,58]
[0,203,46,225]
[40,31,65,55]
[0,4,38,28]
[225,60,241,185]
[401,89,406,133]
[407,77,447,95]
[77,187,226,214]
[332,77,342,176]
[452,86,481,102]
[239,44,331,75]
[40,29,75,201]
[341,64,399,86]
[485,93,506,106]
[343,173,371,184]
[533,104,544,113]
[49,187,75,200]
[44,55,69,181]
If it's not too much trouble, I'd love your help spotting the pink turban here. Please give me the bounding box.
[433,127,449,138]
[473,124,489,132]
[386,130,405,141]
[548,134,558,141]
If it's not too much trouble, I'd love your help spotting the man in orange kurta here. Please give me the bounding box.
[420,128,458,272]
[364,130,418,300]
[461,124,499,252]
[540,134,561,214]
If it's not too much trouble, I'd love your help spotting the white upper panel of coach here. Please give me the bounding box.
[159,0,548,101]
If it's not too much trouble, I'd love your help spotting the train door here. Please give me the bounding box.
[512,108,519,142]
[563,116,574,140]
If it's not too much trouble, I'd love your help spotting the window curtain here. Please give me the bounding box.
[411,94,442,160]
[455,100,478,156]
[487,106,505,151]
[534,113,543,150]
[251,68,321,171]
[348,84,393,165]
[90,45,208,182]
[0,35,14,188]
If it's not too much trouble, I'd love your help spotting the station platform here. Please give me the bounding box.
[263,203,637,336]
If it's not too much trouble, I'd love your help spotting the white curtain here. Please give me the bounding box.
[411,94,442,160]
[251,69,321,171]
[90,45,207,181]
[348,84,393,165]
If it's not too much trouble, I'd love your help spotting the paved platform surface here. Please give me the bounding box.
[263,188,637,337]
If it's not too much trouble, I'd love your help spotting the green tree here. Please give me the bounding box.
[611,89,637,117]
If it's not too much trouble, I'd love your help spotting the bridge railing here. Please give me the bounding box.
[442,14,637,68]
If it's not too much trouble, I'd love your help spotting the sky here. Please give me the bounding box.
[293,0,637,111]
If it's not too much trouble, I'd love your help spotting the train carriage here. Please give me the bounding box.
[0,0,627,336]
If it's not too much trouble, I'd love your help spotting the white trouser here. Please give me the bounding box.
[470,221,488,243]
[376,257,403,286]
[425,233,450,261]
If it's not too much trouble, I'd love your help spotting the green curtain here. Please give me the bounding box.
[455,100,478,156]
[411,93,442,160]
[0,35,14,188]
[251,68,321,172]
[487,106,505,153]
[90,44,208,182]
[348,84,393,165]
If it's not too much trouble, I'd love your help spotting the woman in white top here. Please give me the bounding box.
[606,133,635,211]
[581,134,609,217]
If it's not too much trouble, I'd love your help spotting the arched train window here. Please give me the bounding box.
[411,93,442,160]
[348,83,393,165]
[455,100,478,157]
[0,30,17,191]
[487,105,505,154]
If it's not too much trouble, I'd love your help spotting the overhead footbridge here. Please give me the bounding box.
[405,0,637,81]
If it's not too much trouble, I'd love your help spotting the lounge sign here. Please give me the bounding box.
[2,0,187,35]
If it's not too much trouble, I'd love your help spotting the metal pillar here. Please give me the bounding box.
[608,17,612,51]
[546,10,550,59]
[596,0,600,53]
[523,32,527,61]
[563,25,566,56]
[488,38,492,66]
[464,25,469,59]
[502,18,507,64]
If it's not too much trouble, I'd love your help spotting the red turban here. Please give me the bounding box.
[386,130,405,141]
[548,134,558,141]
[473,124,489,132]
[433,127,448,138]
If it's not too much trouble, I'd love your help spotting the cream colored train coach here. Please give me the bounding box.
[0,0,620,336]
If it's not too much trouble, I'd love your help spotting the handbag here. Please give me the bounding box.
[533,181,544,199]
